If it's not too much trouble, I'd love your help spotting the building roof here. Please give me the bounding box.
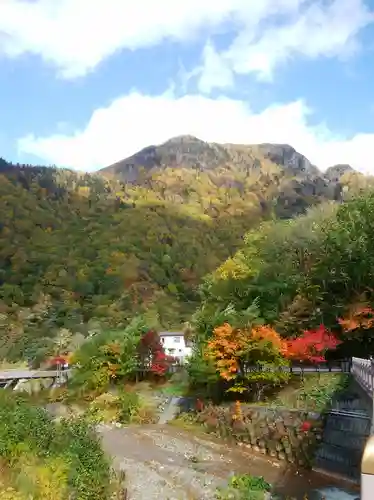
[159,331,184,337]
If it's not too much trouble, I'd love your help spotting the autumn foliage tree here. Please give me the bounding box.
[71,316,147,393]
[71,331,140,394]
[138,329,174,376]
[205,323,290,399]
[335,303,374,356]
[338,303,374,333]
[282,325,341,363]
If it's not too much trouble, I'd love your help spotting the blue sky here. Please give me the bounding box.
[1,0,374,172]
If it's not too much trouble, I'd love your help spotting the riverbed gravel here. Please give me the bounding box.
[47,403,359,499]
[97,423,360,500]
[97,424,279,499]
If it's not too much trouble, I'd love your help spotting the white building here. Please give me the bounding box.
[159,331,192,363]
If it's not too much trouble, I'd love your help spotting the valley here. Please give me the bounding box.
[1,136,374,499]
[1,136,372,363]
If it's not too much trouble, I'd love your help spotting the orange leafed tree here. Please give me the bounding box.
[338,303,374,333]
[205,323,243,381]
[205,323,290,396]
[251,325,286,352]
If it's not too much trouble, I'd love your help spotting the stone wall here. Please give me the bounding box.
[189,403,323,467]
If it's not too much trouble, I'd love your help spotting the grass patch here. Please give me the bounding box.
[168,413,206,434]
[251,373,350,411]
[84,387,157,425]
[158,369,190,397]
[159,380,189,397]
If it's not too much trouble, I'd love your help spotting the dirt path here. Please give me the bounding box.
[97,423,359,500]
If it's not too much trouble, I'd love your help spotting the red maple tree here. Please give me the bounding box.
[150,350,175,376]
[282,325,341,363]
[138,330,174,376]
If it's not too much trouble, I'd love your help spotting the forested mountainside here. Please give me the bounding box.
[0,137,372,362]
[102,136,337,205]
[101,135,374,216]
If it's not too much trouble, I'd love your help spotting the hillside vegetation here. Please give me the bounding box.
[0,137,373,362]
[0,392,114,500]
[191,192,374,378]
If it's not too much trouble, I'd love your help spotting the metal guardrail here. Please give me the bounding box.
[352,357,374,398]
[0,369,71,390]
[242,363,351,374]
[351,357,374,498]
[0,369,71,381]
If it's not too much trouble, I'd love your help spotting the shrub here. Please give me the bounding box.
[0,392,112,500]
[0,393,55,461]
[55,418,111,500]
[117,390,141,424]
[216,474,271,500]
[87,392,121,423]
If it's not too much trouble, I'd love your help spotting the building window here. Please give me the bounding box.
[173,337,181,343]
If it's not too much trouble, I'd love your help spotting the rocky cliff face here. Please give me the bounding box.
[324,164,354,182]
[255,143,321,177]
[100,136,233,181]
[100,136,350,185]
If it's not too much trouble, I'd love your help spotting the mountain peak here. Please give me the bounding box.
[101,135,220,180]
[100,137,323,182]
[162,135,206,145]
[324,164,354,181]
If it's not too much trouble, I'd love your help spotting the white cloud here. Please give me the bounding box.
[0,0,372,81]
[197,42,234,93]
[18,90,374,174]
[197,0,374,88]
[0,0,271,78]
